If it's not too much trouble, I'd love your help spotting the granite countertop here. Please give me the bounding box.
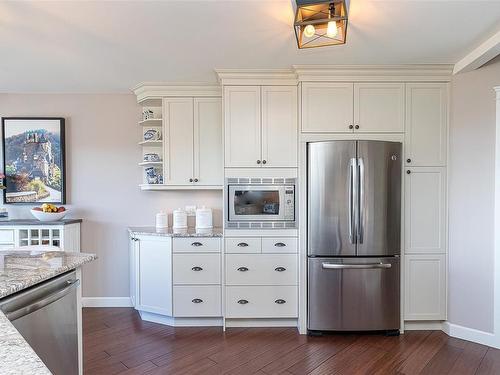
[128,226,223,238]
[0,250,96,374]
[0,219,82,226]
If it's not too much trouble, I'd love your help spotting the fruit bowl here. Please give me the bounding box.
[30,205,68,222]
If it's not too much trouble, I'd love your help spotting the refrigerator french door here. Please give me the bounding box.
[307,140,402,332]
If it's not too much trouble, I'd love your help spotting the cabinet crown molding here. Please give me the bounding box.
[215,69,298,86]
[133,82,221,103]
[292,64,454,82]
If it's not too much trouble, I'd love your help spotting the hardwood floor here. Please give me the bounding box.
[83,308,500,375]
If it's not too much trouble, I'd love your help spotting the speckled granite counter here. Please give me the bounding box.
[0,219,82,226]
[0,250,96,374]
[129,226,223,237]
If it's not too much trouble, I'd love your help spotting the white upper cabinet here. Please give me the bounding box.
[224,86,262,167]
[194,98,223,185]
[353,83,404,133]
[261,86,298,167]
[224,85,298,168]
[405,83,448,166]
[301,82,354,133]
[164,98,194,185]
[405,167,446,254]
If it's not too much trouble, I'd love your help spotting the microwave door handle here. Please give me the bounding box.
[348,158,357,244]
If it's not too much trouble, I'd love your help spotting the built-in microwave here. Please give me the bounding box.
[225,177,296,229]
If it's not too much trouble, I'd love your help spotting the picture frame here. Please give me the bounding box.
[2,117,66,204]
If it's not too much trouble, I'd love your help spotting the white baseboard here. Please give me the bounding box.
[443,322,499,349]
[404,321,444,331]
[82,297,133,308]
[139,311,223,327]
[225,318,298,328]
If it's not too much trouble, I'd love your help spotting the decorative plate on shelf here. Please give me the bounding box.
[143,129,161,141]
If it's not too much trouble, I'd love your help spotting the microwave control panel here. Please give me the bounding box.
[284,186,295,220]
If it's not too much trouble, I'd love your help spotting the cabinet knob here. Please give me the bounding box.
[194,178,199,182]
[191,266,203,271]
[192,298,203,304]
[407,159,411,163]
[237,242,249,247]
[262,160,267,164]
[237,299,249,304]
[348,125,354,129]
[274,242,286,247]
[275,267,286,272]
[237,266,249,272]
[191,242,203,247]
[355,125,360,130]
[189,178,193,182]
[275,299,286,304]
[257,160,261,164]
[406,170,411,174]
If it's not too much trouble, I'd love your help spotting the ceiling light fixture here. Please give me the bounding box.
[294,0,348,49]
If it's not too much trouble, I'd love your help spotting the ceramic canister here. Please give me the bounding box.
[172,208,188,229]
[196,206,213,229]
[155,212,168,229]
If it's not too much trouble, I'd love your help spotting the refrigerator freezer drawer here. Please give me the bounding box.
[308,257,400,331]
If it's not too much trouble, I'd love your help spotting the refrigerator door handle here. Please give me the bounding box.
[357,157,365,244]
[322,262,392,270]
[348,158,357,244]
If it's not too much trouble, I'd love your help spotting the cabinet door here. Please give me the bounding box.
[224,86,262,167]
[405,254,446,320]
[354,83,404,133]
[129,237,138,307]
[301,82,354,133]
[137,236,172,315]
[405,167,446,254]
[405,83,448,166]
[164,98,194,185]
[194,97,223,185]
[261,86,298,167]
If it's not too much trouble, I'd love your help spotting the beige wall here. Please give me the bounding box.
[0,94,223,298]
[449,56,500,333]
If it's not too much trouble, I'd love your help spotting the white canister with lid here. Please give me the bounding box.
[155,212,168,229]
[196,206,213,229]
[172,208,188,229]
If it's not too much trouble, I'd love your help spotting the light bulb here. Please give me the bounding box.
[303,24,316,38]
[327,21,338,38]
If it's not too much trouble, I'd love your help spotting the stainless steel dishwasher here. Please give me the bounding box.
[0,271,80,375]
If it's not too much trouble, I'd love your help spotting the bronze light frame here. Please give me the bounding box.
[294,0,348,49]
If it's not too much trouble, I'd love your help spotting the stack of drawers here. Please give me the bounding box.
[172,237,222,317]
[225,237,298,319]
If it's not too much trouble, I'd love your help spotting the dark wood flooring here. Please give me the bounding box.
[83,308,500,375]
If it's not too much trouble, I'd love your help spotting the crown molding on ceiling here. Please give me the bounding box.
[215,69,298,86]
[133,82,221,103]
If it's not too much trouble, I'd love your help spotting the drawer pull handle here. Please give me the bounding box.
[275,267,286,272]
[237,267,249,272]
[237,299,249,304]
[274,242,286,247]
[192,298,203,304]
[237,242,249,247]
[275,299,286,304]
[191,266,203,271]
[191,242,203,247]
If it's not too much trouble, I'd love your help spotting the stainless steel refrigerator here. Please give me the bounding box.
[307,140,401,333]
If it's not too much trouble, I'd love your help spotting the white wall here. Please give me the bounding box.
[0,94,223,298]
[449,56,500,333]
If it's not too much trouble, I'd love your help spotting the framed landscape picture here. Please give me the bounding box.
[2,118,66,204]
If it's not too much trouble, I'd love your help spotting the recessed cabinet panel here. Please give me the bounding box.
[301,82,354,133]
[224,86,262,167]
[194,98,223,185]
[405,167,446,254]
[261,86,298,167]
[405,254,446,320]
[164,98,194,185]
[405,84,448,166]
[354,83,404,133]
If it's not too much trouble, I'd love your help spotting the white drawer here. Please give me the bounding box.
[225,238,261,254]
[0,230,14,244]
[226,254,297,285]
[262,238,298,254]
[173,286,221,317]
[173,237,221,253]
[173,254,221,285]
[0,244,14,250]
[225,286,297,318]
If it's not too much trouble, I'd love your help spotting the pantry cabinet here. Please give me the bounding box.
[404,254,446,320]
[224,85,298,168]
[301,82,404,133]
[405,83,448,167]
[164,97,222,187]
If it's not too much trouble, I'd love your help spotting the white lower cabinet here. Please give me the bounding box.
[173,254,221,285]
[404,254,446,320]
[0,223,81,251]
[173,286,222,317]
[225,254,297,285]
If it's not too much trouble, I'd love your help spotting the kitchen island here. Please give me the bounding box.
[0,250,96,375]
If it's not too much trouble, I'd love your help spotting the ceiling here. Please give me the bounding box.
[0,0,499,93]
